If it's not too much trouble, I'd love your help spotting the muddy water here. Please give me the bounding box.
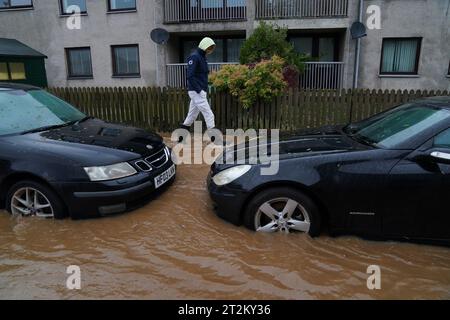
[1,148,450,299]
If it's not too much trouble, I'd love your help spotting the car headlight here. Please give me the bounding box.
[212,165,252,186]
[84,162,137,181]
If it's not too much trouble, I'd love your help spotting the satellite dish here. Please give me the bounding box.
[150,28,170,45]
[350,22,367,39]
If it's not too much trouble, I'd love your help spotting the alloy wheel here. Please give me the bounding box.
[255,197,311,234]
[11,187,54,218]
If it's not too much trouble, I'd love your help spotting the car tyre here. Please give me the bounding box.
[6,180,66,219]
[243,187,321,237]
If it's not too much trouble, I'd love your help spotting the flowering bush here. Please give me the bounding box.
[209,55,287,109]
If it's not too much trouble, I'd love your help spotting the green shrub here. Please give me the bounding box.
[210,55,287,109]
[239,21,308,72]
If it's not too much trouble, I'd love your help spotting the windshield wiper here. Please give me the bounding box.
[20,116,93,135]
[343,124,358,135]
[70,116,93,126]
[349,134,379,147]
[20,123,73,135]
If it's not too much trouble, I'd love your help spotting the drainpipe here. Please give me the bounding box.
[353,0,364,89]
[153,6,160,86]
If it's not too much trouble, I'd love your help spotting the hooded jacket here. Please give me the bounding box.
[186,38,215,94]
[186,49,208,94]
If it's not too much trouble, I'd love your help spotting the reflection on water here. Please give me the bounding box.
[1,164,450,299]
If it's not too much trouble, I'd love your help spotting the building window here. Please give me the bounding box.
[0,63,9,80]
[0,62,26,80]
[226,38,245,62]
[60,0,87,15]
[289,34,340,62]
[227,0,246,7]
[190,0,246,8]
[180,36,245,63]
[66,47,93,79]
[0,0,33,10]
[448,61,450,76]
[380,38,422,75]
[108,0,136,11]
[111,45,140,77]
[9,62,26,80]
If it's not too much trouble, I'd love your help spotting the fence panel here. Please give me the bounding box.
[47,87,450,133]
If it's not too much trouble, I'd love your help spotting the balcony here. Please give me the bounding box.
[300,62,345,89]
[256,0,349,19]
[167,62,345,89]
[164,0,247,24]
[166,63,238,88]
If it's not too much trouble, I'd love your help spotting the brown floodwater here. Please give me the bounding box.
[1,140,450,299]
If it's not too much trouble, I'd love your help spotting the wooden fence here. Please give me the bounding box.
[47,87,450,133]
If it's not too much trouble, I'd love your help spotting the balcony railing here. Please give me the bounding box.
[256,0,348,19]
[300,62,345,89]
[166,63,238,88]
[164,0,247,23]
[167,62,344,89]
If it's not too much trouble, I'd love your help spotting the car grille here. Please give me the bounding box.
[135,160,152,172]
[146,148,168,168]
[133,148,169,172]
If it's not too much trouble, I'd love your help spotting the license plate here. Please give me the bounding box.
[154,165,176,189]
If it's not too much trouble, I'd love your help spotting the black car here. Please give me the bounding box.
[208,97,450,244]
[0,83,176,219]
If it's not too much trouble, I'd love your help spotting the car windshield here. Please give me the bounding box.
[0,89,86,136]
[344,103,450,149]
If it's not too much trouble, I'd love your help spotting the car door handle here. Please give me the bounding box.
[430,151,450,163]
[431,151,450,159]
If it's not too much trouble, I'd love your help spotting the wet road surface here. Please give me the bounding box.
[1,147,450,299]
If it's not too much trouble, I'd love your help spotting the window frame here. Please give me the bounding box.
[379,37,422,76]
[107,0,137,12]
[433,127,450,150]
[179,35,246,63]
[0,62,27,81]
[65,47,94,80]
[59,0,87,15]
[287,32,341,62]
[111,44,141,78]
[0,0,33,11]
[447,60,450,76]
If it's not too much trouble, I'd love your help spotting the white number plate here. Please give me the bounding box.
[154,165,176,189]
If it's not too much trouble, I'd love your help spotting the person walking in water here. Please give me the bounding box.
[178,37,217,142]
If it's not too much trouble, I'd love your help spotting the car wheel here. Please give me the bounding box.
[6,180,66,219]
[243,187,321,237]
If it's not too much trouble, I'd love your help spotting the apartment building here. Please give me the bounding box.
[0,0,449,90]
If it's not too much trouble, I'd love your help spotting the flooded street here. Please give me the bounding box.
[1,150,450,299]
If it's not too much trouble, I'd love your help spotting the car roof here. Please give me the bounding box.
[0,82,41,91]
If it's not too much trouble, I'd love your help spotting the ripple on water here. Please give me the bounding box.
[0,162,450,299]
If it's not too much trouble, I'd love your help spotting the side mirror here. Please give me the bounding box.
[430,151,450,164]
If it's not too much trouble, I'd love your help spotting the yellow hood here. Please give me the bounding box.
[199,37,216,51]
